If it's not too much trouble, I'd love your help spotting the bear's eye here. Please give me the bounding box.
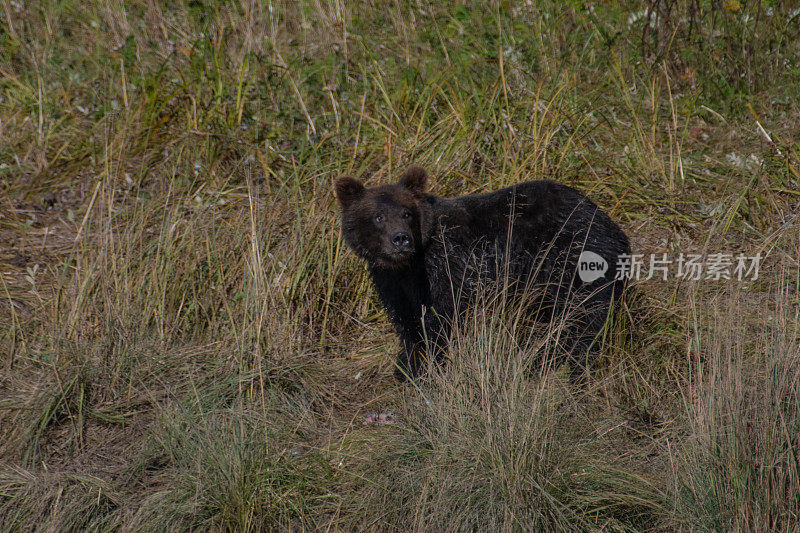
[375,214,384,223]
[402,210,411,219]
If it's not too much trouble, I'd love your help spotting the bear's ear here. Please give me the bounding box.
[399,166,427,194]
[335,176,364,208]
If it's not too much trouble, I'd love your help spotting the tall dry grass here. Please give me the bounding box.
[671,283,800,530]
[341,284,665,531]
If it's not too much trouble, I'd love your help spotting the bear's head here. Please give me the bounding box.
[335,166,433,269]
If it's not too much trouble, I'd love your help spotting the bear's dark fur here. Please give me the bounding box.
[335,166,631,379]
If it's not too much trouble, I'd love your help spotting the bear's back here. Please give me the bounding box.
[423,180,629,315]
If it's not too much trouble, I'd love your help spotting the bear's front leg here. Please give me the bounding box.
[394,311,448,380]
[392,308,432,380]
[369,266,436,380]
[395,336,425,381]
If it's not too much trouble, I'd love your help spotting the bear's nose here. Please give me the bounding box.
[391,232,411,249]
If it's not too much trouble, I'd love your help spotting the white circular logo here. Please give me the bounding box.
[578,251,608,283]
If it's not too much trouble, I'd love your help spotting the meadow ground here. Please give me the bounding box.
[1,1,800,530]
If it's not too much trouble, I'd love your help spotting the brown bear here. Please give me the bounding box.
[335,166,630,380]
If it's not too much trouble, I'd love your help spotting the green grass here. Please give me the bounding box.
[1,0,800,530]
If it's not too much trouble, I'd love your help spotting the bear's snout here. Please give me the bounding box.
[391,231,412,250]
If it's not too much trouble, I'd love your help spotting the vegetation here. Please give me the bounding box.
[1,0,799,530]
